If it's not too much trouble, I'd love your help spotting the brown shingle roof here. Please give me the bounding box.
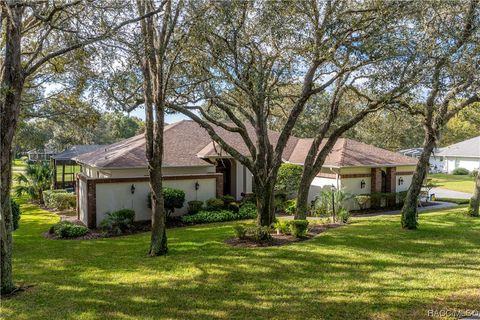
[288,138,418,168]
[75,120,417,170]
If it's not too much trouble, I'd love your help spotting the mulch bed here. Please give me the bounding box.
[225,223,343,248]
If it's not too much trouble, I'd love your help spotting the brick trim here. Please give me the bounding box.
[88,173,223,184]
[76,172,224,228]
[339,173,371,179]
[86,179,97,229]
[395,171,414,176]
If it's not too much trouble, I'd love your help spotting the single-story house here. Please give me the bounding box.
[74,120,417,228]
[437,136,480,173]
[51,145,105,189]
[398,147,444,173]
[27,148,57,161]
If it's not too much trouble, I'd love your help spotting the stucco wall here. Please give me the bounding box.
[308,177,338,203]
[444,157,480,173]
[94,177,217,226]
[234,160,253,199]
[81,165,215,178]
[78,178,89,226]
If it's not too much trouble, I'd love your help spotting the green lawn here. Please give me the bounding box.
[429,173,475,193]
[2,202,480,320]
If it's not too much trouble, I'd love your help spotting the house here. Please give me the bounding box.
[398,147,444,173]
[51,145,105,189]
[437,136,480,173]
[74,120,417,228]
[27,148,57,161]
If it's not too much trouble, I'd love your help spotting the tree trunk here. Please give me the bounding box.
[255,179,276,226]
[295,174,315,219]
[468,172,480,217]
[149,170,167,255]
[0,6,24,294]
[401,133,436,229]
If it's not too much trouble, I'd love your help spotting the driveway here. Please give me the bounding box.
[431,187,472,199]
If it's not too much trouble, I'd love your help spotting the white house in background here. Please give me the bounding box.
[437,136,480,173]
[398,147,444,173]
[74,120,417,228]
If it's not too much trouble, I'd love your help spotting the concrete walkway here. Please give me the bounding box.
[278,201,459,220]
[431,187,472,199]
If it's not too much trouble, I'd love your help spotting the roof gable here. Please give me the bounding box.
[437,136,480,158]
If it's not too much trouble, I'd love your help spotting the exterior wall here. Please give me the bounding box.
[81,165,215,179]
[77,178,89,225]
[307,177,338,203]
[234,160,253,200]
[78,173,221,228]
[444,157,480,173]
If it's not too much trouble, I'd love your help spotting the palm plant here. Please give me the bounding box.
[14,162,52,203]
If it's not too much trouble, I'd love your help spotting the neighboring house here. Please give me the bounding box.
[74,120,417,228]
[398,147,444,173]
[27,148,57,161]
[51,145,106,189]
[437,136,480,173]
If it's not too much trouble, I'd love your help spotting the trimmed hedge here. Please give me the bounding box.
[205,197,224,211]
[43,189,68,207]
[452,167,469,175]
[49,192,76,210]
[187,200,203,215]
[182,203,256,224]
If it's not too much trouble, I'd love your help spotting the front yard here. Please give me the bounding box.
[429,173,475,193]
[2,201,480,320]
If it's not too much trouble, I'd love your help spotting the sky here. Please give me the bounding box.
[129,107,191,124]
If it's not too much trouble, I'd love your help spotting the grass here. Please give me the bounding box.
[1,201,480,320]
[429,173,475,193]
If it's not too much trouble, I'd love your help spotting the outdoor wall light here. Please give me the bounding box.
[398,177,404,186]
[360,179,366,189]
[130,184,136,194]
[195,181,200,190]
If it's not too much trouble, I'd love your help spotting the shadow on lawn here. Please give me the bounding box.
[3,206,480,319]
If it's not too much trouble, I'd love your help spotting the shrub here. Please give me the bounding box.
[288,220,309,238]
[221,195,235,206]
[274,193,287,212]
[163,188,185,216]
[43,189,68,207]
[452,167,469,175]
[240,193,256,205]
[337,208,350,223]
[275,163,303,197]
[182,210,236,224]
[227,202,240,213]
[11,199,21,231]
[470,170,478,178]
[284,199,297,215]
[205,197,225,211]
[274,220,290,234]
[397,191,408,206]
[232,224,247,239]
[238,201,257,219]
[246,226,272,241]
[99,209,135,235]
[51,221,88,238]
[354,195,370,210]
[48,192,76,210]
[147,188,186,216]
[187,200,203,215]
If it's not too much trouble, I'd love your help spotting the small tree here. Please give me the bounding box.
[163,188,186,217]
[275,164,303,199]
